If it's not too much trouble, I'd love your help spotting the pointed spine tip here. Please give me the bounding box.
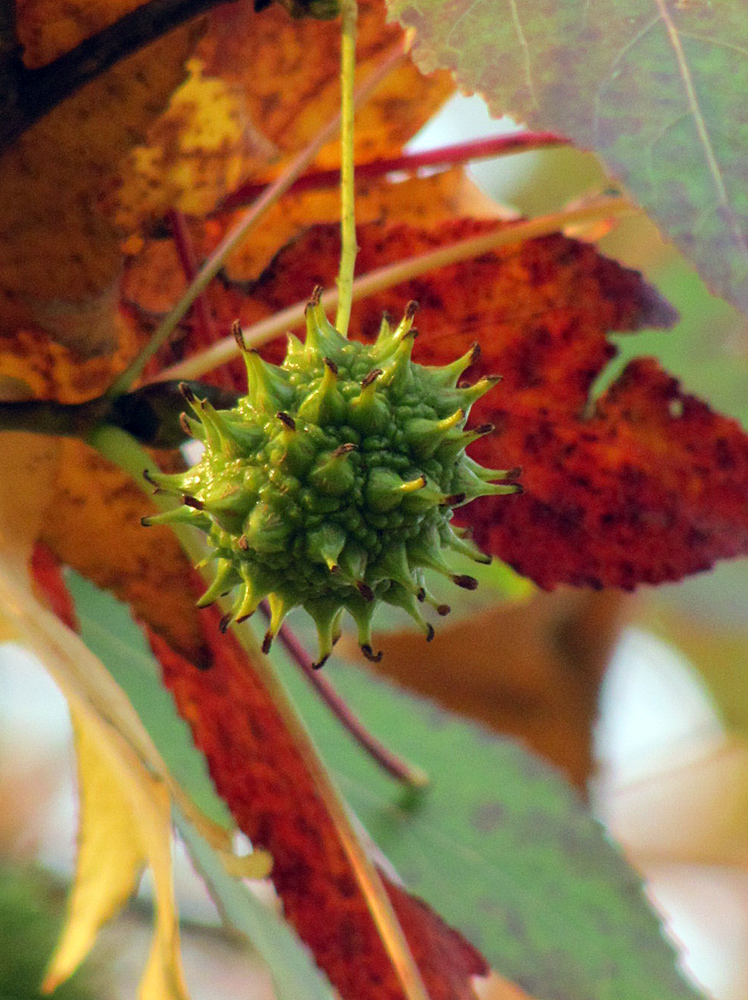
[178,412,192,436]
[453,574,479,591]
[182,495,204,510]
[426,623,435,642]
[219,613,233,634]
[441,492,467,507]
[276,410,296,431]
[312,653,330,670]
[332,442,357,458]
[356,581,375,602]
[361,368,383,389]
[140,515,153,527]
[179,381,197,404]
[232,319,246,352]
[469,342,481,365]
[323,356,338,375]
[405,300,419,320]
[436,604,451,616]
[238,534,249,550]
[361,644,383,663]
[309,285,323,307]
[262,631,274,654]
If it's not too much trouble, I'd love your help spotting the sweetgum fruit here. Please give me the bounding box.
[144,291,520,667]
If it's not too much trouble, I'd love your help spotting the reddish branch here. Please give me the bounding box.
[218,132,568,212]
[260,601,428,787]
[167,209,217,347]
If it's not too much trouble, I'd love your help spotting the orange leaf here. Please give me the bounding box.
[39,439,205,661]
[114,0,454,226]
[0,3,200,337]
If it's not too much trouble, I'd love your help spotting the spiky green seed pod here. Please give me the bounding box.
[143,290,521,667]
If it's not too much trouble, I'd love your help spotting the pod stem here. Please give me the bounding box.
[335,0,359,338]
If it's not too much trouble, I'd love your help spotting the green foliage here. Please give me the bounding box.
[283,656,702,1000]
[0,865,104,1000]
[68,572,700,1000]
[388,0,748,314]
[67,571,232,829]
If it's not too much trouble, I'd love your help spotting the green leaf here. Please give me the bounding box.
[66,569,700,1000]
[387,0,748,314]
[174,809,336,1000]
[274,650,702,1000]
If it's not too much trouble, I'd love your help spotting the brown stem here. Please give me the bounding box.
[0,0,231,153]
[167,209,217,348]
[260,602,429,789]
[218,131,568,212]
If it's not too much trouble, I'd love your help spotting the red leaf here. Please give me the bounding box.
[142,216,748,591]
[30,540,78,631]
[465,358,748,589]
[148,590,487,1000]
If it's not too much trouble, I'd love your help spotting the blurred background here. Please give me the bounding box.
[4,91,748,999]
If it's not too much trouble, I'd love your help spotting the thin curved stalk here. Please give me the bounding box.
[154,194,635,382]
[259,602,429,789]
[335,0,358,336]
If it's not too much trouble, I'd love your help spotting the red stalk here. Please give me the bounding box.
[218,131,567,213]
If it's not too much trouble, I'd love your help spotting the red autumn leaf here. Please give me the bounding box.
[148,589,488,1000]
[465,358,748,590]
[138,215,748,593]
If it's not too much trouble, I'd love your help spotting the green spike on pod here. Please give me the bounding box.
[369,544,422,597]
[307,522,347,571]
[304,598,345,668]
[344,593,381,661]
[298,357,346,425]
[442,524,492,565]
[421,342,481,391]
[366,469,427,513]
[348,370,388,433]
[141,505,212,531]
[197,558,240,608]
[378,333,416,392]
[372,300,417,362]
[233,563,268,623]
[309,444,357,496]
[142,295,521,664]
[304,288,347,361]
[266,590,297,639]
[405,408,465,461]
[383,583,434,641]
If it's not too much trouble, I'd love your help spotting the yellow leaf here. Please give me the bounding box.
[43,702,189,1000]
[116,57,268,228]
